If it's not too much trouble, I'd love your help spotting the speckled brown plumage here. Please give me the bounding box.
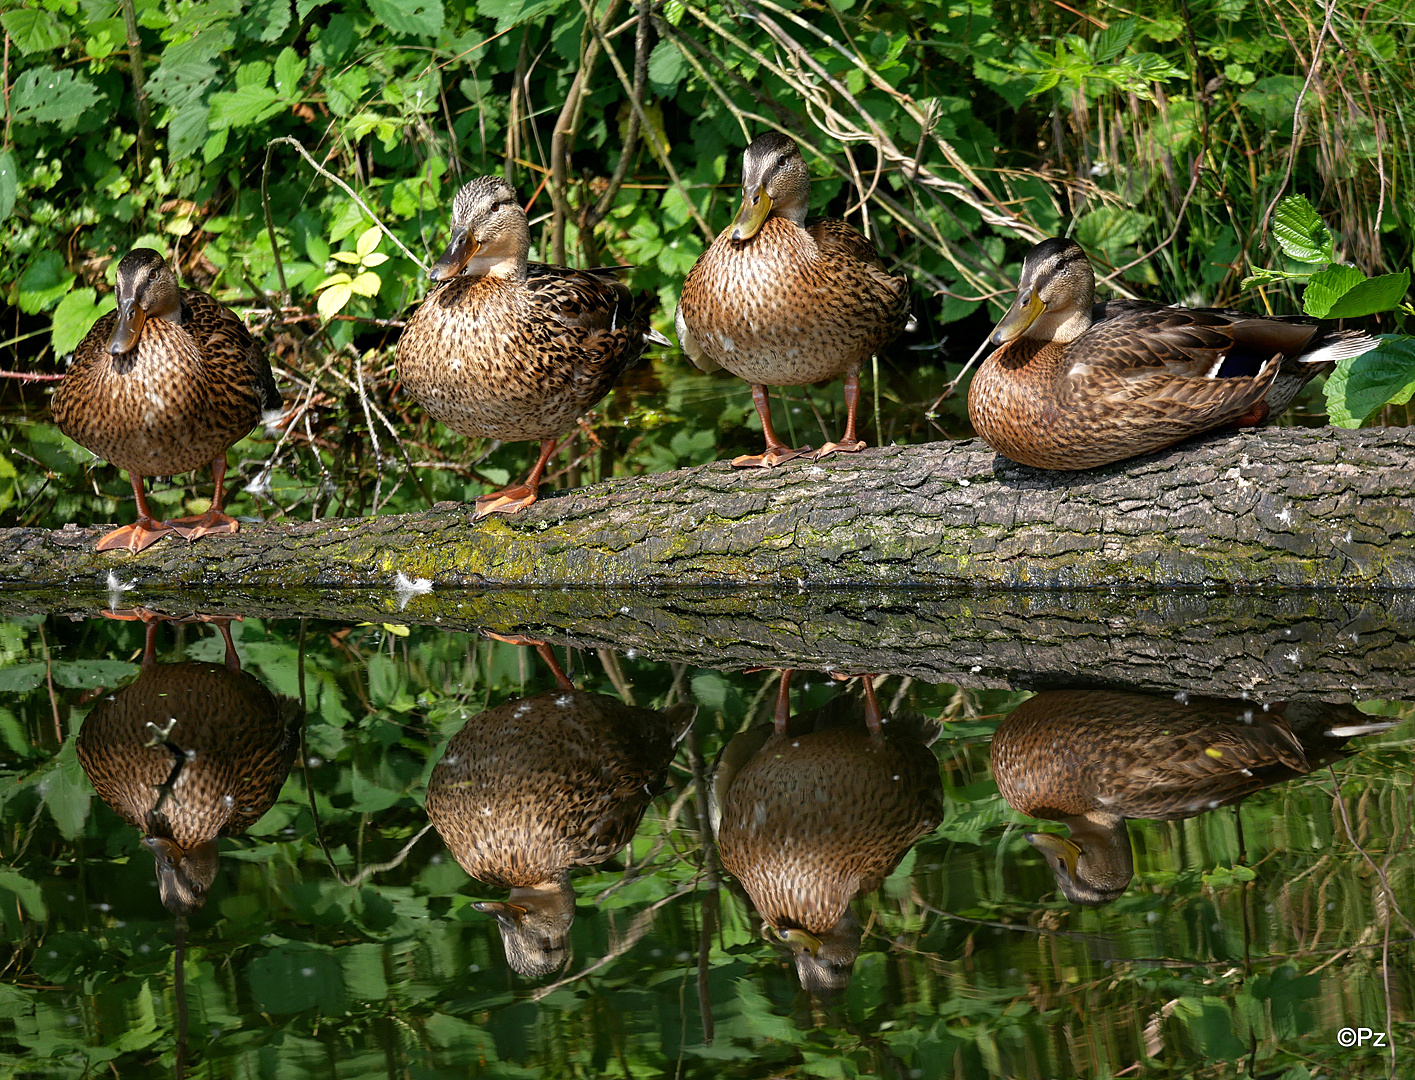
[676,133,910,466]
[395,176,661,516]
[711,680,941,993]
[76,650,301,915]
[969,237,1378,470]
[990,689,1391,904]
[425,687,694,975]
[51,248,279,552]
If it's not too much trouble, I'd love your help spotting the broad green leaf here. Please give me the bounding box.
[355,225,382,260]
[368,0,445,37]
[348,271,381,297]
[166,101,212,159]
[1324,335,1415,428]
[39,740,92,840]
[361,252,388,268]
[1301,265,1366,319]
[18,252,76,315]
[476,0,558,33]
[0,871,46,919]
[1272,194,1331,264]
[0,151,16,222]
[274,47,307,97]
[317,281,352,319]
[1,8,67,54]
[50,660,137,688]
[331,251,363,264]
[647,42,688,92]
[1075,206,1153,252]
[1091,17,1136,62]
[208,84,283,129]
[0,662,46,693]
[1321,269,1410,319]
[51,288,117,355]
[9,66,102,129]
[148,59,217,110]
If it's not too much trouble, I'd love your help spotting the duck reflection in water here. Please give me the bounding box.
[712,671,943,995]
[425,638,696,978]
[991,689,1397,905]
[75,611,302,915]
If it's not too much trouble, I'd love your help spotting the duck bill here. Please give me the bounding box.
[428,228,479,281]
[1025,831,1081,883]
[474,900,529,927]
[730,185,773,242]
[108,298,146,355]
[773,926,822,956]
[989,292,1045,346]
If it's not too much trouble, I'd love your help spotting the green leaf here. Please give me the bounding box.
[317,281,353,319]
[1,8,67,54]
[1075,206,1153,251]
[18,252,77,315]
[1091,17,1136,62]
[9,66,103,129]
[208,83,283,129]
[51,288,117,355]
[368,0,445,36]
[1321,270,1410,320]
[274,47,307,98]
[0,662,45,693]
[1323,335,1415,428]
[0,870,46,919]
[0,151,16,222]
[148,59,217,110]
[476,0,557,33]
[50,660,138,689]
[348,271,381,297]
[647,41,688,92]
[1301,265,1365,319]
[40,740,92,840]
[355,225,382,260]
[1272,194,1332,264]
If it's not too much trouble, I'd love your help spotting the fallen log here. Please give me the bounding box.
[1,427,1413,589]
[0,587,1410,701]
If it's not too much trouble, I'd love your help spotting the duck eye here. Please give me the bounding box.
[149,267,160,281]
[777,154,789,168]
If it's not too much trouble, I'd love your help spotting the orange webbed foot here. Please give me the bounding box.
[169,511,241,542]
[813,439,867,461]
[473,485,539,518]
[731,445,813,468]
[95,520,177,554]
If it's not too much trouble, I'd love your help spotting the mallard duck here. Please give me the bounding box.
[424,641,695,977]
[711,672,942,994]
[676,133,910,467]
[75,613,302,915]
[396,176,666,518]
[968,237,1380,470]
[990,689,1395,905]
[51,247,280,553]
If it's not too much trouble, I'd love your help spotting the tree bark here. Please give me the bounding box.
[4,428,1413,591]
[1,586,1411,703]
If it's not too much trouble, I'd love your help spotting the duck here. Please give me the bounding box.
[395,176,667,518]
[967,236,1380,470]
[989,689,1396,905]
[711,672,942,994]
[676,132,911,467]
[75,611,303,915]
[424,639,695,977]
[51,247,281,553]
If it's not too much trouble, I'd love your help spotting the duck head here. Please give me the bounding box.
[990,237,1096,347]
[732,132,811,241]
[429,176,530,282]
[109,248,182,356]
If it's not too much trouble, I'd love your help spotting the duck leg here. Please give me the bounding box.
[483,631,575,691]
[773,668,794,735]
[859,673,883,736]
[732,385,812,468]
[814,370,868,460]
[170,455,242,541]
[475,437,560,518]
[96,474,178,554]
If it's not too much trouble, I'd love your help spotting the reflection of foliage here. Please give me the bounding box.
[0,614,1410,1076]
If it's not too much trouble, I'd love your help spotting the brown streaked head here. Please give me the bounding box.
[143,836,220,916]
[990,237,1096,347]
[109,248,181,356]
[1025,818,1133,906]
[731,132,811,241]
[475,875,576,978]
[428,176,530,282]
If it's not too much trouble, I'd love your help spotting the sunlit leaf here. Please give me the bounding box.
[368,0,444,36]
[1324,335,1415,428]
[51,288,117,355]
[1272,194,1331,264]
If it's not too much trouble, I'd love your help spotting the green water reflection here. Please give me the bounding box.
[1,607,1411,1079]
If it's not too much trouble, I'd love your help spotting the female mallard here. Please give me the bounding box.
[990,689,1394,905]
[51,247,280,553]
[676,133,910,467]
[425,641,695,977]
[76,613,302,915]
[396,176,665,518]
[968,237,1380,470]
[711,672,942,994]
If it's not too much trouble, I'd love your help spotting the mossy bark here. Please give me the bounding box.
[2,427,1413,590]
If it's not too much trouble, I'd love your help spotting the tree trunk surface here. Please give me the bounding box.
[2,427,1414,590]
[1,586,1411,702]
